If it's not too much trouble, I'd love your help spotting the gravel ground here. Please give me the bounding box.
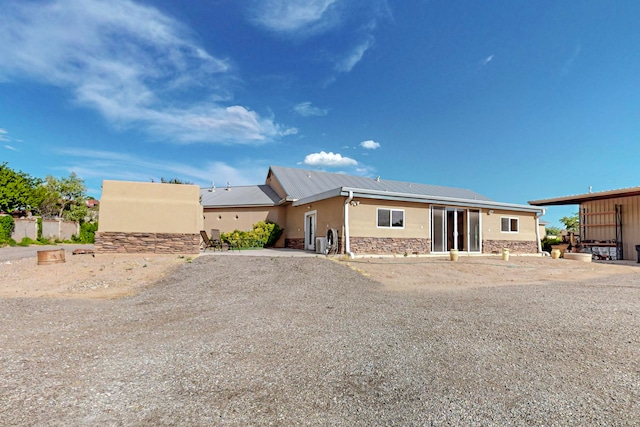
[1,255,639,426]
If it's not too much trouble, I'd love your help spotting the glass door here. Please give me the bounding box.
[304,211,316,251]
[468,209,481,252]
[432,207,445,252]
[432,207,481,253]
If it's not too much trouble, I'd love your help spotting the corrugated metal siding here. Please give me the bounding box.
[582,195,640,260]
[270,165,494,202]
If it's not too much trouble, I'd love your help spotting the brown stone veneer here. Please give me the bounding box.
[349,237,430,255]
[285,238,305,250]
[95,232,200,254]
[482,240,538,254]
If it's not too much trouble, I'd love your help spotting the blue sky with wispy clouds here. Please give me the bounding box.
[1,0,639,226]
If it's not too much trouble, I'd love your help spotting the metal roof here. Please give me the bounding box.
[200,185,281,208]
[269,165,494,202]
[529,186,640,206]
[200,166,542,214]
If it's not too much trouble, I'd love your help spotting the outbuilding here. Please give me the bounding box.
[529,187,640,261]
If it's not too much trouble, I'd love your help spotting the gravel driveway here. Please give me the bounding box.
[1,256,639,426]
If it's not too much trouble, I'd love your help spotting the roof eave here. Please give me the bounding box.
[529,186,640,206]
[293,186,542,213]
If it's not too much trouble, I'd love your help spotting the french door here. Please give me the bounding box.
[431,207,481,252]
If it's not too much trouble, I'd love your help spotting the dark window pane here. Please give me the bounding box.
[378,209,390,227]
[392,210,404,227]
[501,218,509,232]
[511,218,518,232]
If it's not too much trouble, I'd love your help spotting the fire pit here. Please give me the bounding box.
[37,249,66,265]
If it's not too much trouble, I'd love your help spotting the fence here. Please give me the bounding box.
[5,216,79,241]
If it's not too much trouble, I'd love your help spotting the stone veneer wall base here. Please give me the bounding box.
[483,240,538,254]
[95,232,200,254]
[349,237,430,255]
[285,238,305,250]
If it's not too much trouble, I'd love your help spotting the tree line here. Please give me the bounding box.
[0,162,92,222]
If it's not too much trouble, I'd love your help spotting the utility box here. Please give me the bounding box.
[315,237,327,254]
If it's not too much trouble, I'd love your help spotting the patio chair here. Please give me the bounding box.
[200,230,228,251]
[210,229,229,251]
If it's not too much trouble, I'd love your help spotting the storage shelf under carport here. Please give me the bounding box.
[579,205,623,260]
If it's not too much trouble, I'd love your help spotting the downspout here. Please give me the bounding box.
[344,190,354,258]
[535,209,546,254]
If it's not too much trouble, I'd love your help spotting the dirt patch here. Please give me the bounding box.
[3,250,639,299]
[0,251,192,299]
[341,255,640,292]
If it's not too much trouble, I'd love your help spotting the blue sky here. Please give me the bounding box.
[1,0,639,227]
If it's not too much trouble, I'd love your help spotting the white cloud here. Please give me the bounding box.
[360,139,380,149]
[303,151,357,167]
[481,54,494,66]
[250,0,340,34]
[0,0,294,144]
[55,148,265,186]
[335,38,373,72]
[0,129,9,142]
[4,145,18,151]
[293,101,329,117]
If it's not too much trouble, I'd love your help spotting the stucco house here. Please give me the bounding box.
[201,166,544,256]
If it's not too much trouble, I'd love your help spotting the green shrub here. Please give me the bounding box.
[72,221,98,243]
[251,221,283,247]
[221,221,284,248]
[0,215,14,240]
[17,237,35,247]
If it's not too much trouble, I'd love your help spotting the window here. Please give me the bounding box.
[377,208,404,228]
[501,217,519,233]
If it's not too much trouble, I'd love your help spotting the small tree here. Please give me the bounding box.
[40,173,87,219]
[545,226,562,236]
[560,212,579,233]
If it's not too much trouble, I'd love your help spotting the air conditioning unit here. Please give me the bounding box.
[315,237,327,254]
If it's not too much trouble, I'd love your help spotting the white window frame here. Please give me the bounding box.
[500,216,519,233]
[377,208,405,229]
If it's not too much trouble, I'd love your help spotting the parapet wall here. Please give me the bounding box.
[96,180,204,254]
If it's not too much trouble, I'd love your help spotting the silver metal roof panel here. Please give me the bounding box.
[269,165,494,202]
[200,185,281,207]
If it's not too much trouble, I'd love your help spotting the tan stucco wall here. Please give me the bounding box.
[286,197,345,240]
[349,199,430,239]
[483,209,538,242]
[265,173,287,199]
[98,180,203,233]
[284,198,538,243]
[203,206,285,234]
[203,206,286,246]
